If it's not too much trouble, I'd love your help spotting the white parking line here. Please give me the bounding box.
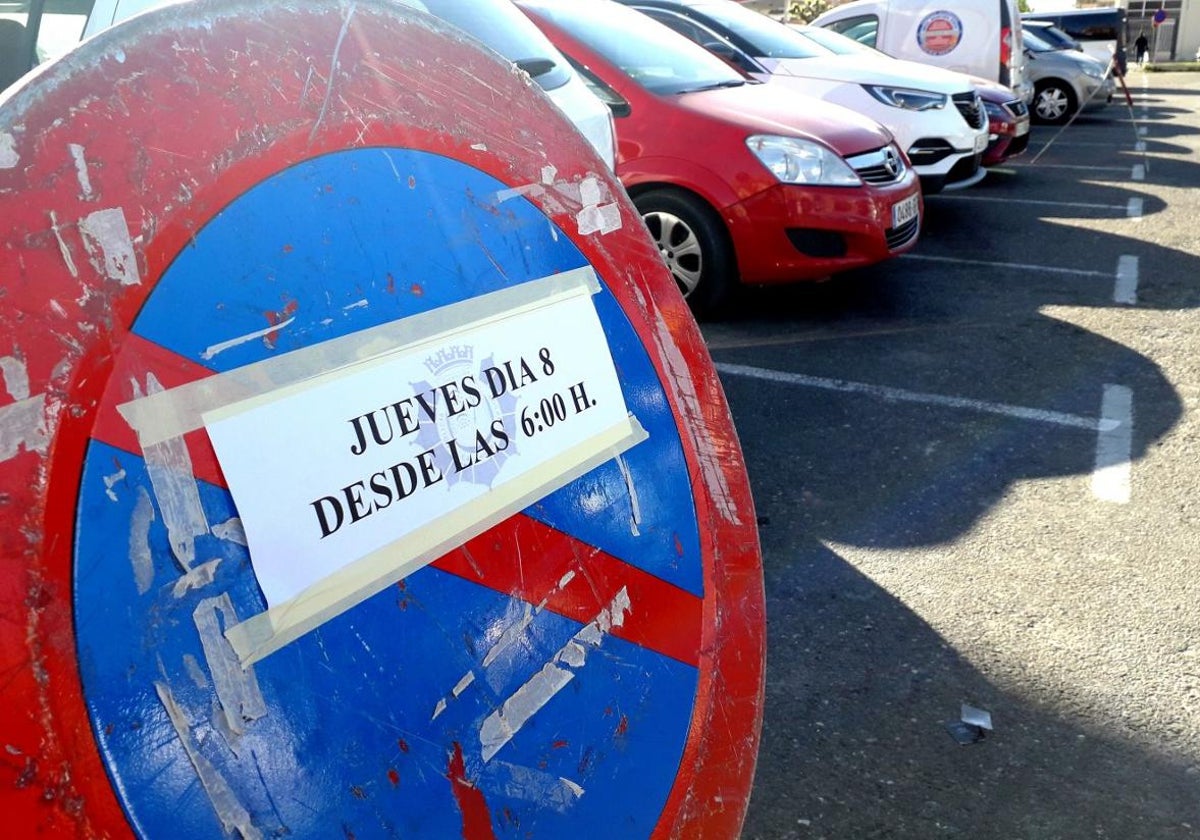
[714,363,1110,431]
[1127,197,1144,220]
[1008,163,1132,174]
[1092,385,1133,504]
[1135,141,1147,152]
[1026,140,1136,148]
[930,194,1129,212]
[1115,255,1139,305]
[901,253,1112,278]
[715,363,1132,504]
[1132,164,1146,181]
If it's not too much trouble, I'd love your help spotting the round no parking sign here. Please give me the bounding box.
[0,0,763,837]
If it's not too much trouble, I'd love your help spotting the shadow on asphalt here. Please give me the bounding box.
[740,537,1200,839]
[716,77,1200,840]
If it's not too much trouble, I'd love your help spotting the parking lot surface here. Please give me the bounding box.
[713,71,1200,839]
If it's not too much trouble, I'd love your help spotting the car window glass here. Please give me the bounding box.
[1023,30,1054,53]
[686,1,831,58]
[399,0,572,90]
[0,1,34,89]
[796,26,881,57]
[567,58,629,113]
[640,7,760,75]
[527,1,744,95]
[827,15,879,49]
[35,0,92,63]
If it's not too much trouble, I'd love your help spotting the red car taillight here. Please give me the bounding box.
[1000,26,1013,67]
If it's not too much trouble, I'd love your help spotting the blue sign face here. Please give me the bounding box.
[75,149,704,837]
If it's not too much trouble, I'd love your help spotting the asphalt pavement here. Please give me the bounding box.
[711,71,1200,839]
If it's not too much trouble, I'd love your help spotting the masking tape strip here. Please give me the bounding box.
[225,414,648,666]
[118,267,602,446]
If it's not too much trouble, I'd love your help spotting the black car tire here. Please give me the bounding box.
[1033,80,1078,125]
[633,187,735,319]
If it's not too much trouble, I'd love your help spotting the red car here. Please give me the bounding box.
[974,77,1032,166]
[518,0,923,317]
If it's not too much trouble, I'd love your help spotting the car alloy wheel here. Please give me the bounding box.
[643,209,704,298]
[1033,81,1076,125]
[633,187,734,319]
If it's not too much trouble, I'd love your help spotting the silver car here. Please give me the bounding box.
[1024,27,1114,124]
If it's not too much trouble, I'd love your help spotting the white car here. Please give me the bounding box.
[0,0,616,167]
[618,0,990,192]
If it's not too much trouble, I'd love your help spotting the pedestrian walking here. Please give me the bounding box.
[1135,31,1149,66]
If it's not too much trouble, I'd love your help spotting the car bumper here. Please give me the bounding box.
[983,113,1032,166]
[723,173,922,284]
[1080,76,1116,111]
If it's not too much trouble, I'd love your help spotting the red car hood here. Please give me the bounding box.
[676,81,894,158]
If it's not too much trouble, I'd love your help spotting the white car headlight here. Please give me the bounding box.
[745,135,861,186]
[1080,63,1106,80]
[863,85,947,111]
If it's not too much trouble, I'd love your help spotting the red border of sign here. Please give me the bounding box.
[0,2,764,835]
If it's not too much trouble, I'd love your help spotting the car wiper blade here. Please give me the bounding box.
[683,79,747,92]
[515,58,556,78]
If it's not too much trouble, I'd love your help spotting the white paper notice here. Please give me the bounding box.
[203,280,641,611]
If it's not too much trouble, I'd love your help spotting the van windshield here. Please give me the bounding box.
[688,1,834,59]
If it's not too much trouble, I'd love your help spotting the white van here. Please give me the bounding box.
[0,0,616,167]
[811,0,1032,103]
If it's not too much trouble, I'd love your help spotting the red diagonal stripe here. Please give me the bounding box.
[435,515,701,667]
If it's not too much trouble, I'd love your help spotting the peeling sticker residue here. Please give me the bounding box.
[479,587,631,762]
[183,654,209,689]
[433,569,580,721]
[343,299,368,311]
[485,760,585,813]
[579,177,600,206]
[576,203,621,236]
[136,373,209,569]
[48,211,79,278]
[211,517,248,546]
[615,455,642,536]
[0,394,48,461]
[200,317,296,360]
[650,306,741,526]
[80,208,140,286]
[193,594,267,736]
[495,172,622,237]
[453,671,476,697]
[0,132,17,168]
[0,356,30,400]
[494,183,540,203]
[471,142,488,151]
[68,143,95,200]
[154,681,263,840]
[104,468,126,501]
[172,558,221,598]
[129,487,156,595]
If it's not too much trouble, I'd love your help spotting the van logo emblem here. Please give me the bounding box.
[916,11,964,56]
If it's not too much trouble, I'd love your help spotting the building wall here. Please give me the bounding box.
[1124,0,1197,60]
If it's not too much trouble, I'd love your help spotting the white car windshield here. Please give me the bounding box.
[527,1,747,95]
[688,1,833,59]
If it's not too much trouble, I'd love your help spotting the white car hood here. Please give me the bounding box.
[761,54,974,95]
